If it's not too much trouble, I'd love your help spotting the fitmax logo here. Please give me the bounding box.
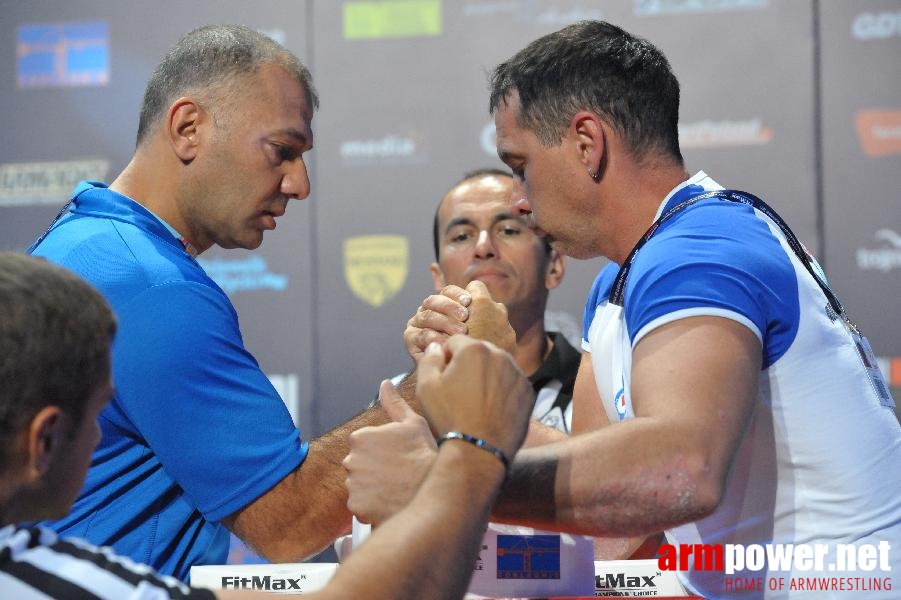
[221,575,306,591]
[596,572,660,589]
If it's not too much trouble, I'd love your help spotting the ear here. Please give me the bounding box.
[26,406,64,479]
[167,97,204,162]
[570,111,606,179]
[544,248,566,290]
[429,262,446,292]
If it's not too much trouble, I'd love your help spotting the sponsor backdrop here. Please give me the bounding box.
[2,0,899,562]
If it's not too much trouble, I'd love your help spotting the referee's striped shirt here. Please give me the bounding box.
[0,525,216,599]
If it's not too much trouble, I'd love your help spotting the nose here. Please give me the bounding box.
[281,158,311,200]
[511,180,532,218]
[474,229,497,259]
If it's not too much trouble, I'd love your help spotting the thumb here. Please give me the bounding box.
[465,279,491,299]
[378,379,414,423]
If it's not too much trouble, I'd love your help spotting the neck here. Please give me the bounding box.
[110,152,205,254]
[603,162,690,265]
[512,318,551,377]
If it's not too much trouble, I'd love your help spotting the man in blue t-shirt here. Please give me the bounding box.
[26,24,520,582]
[0,251,534,600]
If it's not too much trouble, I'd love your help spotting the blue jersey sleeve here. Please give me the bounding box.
[112,281,308,521]
[623,201,800,368]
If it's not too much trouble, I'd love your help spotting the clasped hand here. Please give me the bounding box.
[345,334,531,526]
[403,281,516,362]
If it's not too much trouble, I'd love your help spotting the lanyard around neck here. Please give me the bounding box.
[608,189,851,330]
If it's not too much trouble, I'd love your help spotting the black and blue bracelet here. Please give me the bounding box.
[436,431,510,470]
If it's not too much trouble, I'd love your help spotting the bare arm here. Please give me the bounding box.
[523,418,568,447]
[510,352,662,559]
[343,282,515,526]
[325,442,506,599]
[217,446,506,600]
[223,374,423,560]
[328,336,532,600]
[494,316,761,538]
[344,380,437,525]
[223,405,392,561]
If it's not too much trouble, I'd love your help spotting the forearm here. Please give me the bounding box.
[319,442,506,600]
[522,418,568,447]
[593,533,662,560]
[228,406,392,561]
[494,417,722,537]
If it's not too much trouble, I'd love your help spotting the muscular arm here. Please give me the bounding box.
[223,405,394,561]
[342,282,515,526]
[318,443,506,600]
[219,450,508,600]
[515,352,663,559]
[494,316,761,538]
[222,337,529,599]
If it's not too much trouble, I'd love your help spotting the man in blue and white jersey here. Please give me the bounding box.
[345,20,901,599]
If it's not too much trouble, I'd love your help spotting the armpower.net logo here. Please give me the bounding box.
[658,542,893,593]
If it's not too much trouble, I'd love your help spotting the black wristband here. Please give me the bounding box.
[436,431,510,470]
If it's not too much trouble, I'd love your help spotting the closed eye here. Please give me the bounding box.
[273,144,300,162]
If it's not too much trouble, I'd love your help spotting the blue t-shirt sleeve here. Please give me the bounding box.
[112,281,308,521]
[622,203,800,368]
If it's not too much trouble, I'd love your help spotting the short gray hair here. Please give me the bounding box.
[136,24,318,146]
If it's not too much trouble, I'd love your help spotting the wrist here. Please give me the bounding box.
[436,431,510,471]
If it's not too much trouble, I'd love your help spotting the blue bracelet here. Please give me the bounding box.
[436,431,510,470]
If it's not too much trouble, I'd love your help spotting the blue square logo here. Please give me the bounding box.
[496,534,561,579]
[17,21,109,88]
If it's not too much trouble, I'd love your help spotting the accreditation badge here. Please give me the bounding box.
[850,327,895,409]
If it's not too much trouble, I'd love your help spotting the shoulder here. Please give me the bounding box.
[624,200,800,348]
[634,200,796,293]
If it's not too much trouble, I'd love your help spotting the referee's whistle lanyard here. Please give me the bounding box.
[608,189,858,335]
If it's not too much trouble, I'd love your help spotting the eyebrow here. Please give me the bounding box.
[278,128,313,151]
[443,212,522,235]
[497,149,519,165]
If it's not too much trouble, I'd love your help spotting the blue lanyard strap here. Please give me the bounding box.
[609,189,849,328]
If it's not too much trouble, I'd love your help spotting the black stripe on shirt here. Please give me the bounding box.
[0,559,103,600]
[53,537,215,599]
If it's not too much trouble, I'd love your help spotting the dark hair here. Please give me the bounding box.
[0,253,116,468]
[432,169,513,260]
[136,24,318,147]
[489,20,682,164]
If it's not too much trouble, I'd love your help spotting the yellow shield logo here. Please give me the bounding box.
[343,235,409,307]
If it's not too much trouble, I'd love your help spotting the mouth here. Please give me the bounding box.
[468,268,509,283]
[260,202,287,231]
[260,213,278,231]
